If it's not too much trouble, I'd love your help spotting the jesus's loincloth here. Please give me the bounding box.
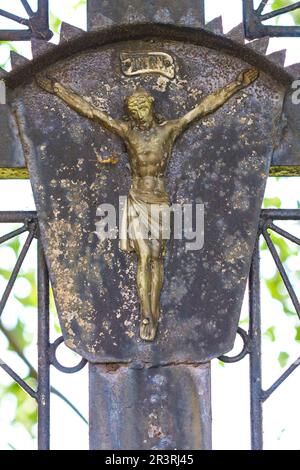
[119,188,170,254]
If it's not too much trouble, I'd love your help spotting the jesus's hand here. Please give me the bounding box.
[36,74,57,94]
[237,68,259,88]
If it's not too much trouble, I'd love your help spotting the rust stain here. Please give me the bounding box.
[97,154,119,165]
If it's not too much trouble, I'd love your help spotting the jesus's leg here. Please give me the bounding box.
[150,239,164,325]
[135,239,156,341]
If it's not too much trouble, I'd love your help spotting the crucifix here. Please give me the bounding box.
[37,67,258,341]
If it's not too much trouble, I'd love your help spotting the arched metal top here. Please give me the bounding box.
[2,22,294,90]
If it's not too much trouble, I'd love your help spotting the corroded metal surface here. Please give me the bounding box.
[0,104,25,169]
[89,362,211,450]
[10,33,285,364]
[87,0,205,30]
[272,89,300,167]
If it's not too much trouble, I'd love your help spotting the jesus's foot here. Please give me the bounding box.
[140,316,158,341]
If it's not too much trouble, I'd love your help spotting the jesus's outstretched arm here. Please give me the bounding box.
[36,75,127,137]
[170,68,259,135]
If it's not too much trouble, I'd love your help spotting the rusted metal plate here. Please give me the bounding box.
[89,362,211,450]
[11,35,284,364]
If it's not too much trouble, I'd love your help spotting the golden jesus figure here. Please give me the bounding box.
[37,68,258,341]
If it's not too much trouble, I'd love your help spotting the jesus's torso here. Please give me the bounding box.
[123,121,178,203]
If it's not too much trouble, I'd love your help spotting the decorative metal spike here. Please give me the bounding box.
[285,63,300,79]
[89,13,114,30]
[31,38,56,58]
[10,51,30,69]
[246,37,269,55]
[123,5,147,22]
[205,16,223,35]
[266,50,286,67]
[60,22,85,43]
[226,23,245,44]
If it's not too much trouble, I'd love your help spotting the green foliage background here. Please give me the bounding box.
[0,0,299,448]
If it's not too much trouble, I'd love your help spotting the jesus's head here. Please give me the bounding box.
[125,89,155,129]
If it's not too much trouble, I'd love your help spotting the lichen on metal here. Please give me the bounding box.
[269,165,300,177]
[0,168,29,179]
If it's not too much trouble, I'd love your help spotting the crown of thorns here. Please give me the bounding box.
[125,90,154,108]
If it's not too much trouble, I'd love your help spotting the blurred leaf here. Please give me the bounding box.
[265,272,287,302]
[74,0,87,9]
[7,318,32,351]
[272,0,300,24]
[272,0,291,8]
[54,322,61,334]
[5,382,37,438]
[15,270,37,308]
[263,197,281,208]
[0,267,13,280]
[49,12,62,34]
[264,326,276,342]
[268,232,298,262]
[295,326,300,342]
[260,232,298,262]
[261,239,268,251]
[0,41,18,53]
[278,351,289,368]
[239,317,249,327]
[49,287,56,312]
[282,304,296,316]
[265,273,297,316]
[7,236,21,257]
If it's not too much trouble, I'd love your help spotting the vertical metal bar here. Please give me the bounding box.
[243,0,254,37]
[37,236,50,450]
[256,0,268,16]
[0,226,36,318]
[20,0,34,18]
[38,0,49,28]
[249,236,263,450]
[199,0,205,25]
[89,363,212,450]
